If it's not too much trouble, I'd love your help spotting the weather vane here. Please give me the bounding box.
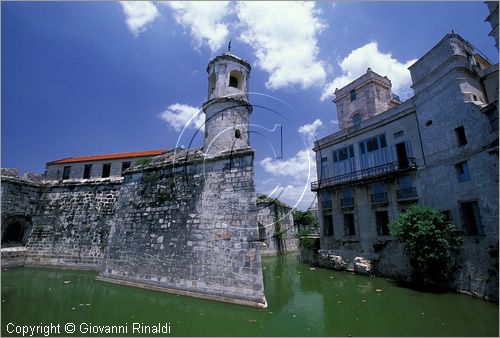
[228,39,232,52]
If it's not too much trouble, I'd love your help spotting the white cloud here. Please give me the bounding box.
[321,41,417,101]
[158,103,204,132]
[120,1,159,36]
[165,1,231,53]
[237,1,327,90]
[259,120,322,210]
[298,118,323,144]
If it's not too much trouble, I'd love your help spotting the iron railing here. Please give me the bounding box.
[397,187,418,200]
[311,158,417,191]
[340,197,354,208]
[371,192,388,204]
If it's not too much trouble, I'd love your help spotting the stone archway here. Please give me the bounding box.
[1,215,32,247]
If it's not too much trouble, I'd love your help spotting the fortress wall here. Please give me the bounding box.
[98,150,267,308]
[25,181,121,269]
[257,201,298,256]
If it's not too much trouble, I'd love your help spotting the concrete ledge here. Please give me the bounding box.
[96,275,268,309]
[23,262,100,271]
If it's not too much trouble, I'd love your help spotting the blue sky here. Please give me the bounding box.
[2,1,498,210]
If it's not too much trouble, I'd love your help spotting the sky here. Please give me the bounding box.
[2,1,498,210]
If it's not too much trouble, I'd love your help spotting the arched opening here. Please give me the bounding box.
[352,113,361,126]
[1,215,32,247]
[228,70,243,89]
[235,129,241,139]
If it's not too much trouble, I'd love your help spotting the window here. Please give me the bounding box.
[376,210,390,236]
[360,134,387,153]
[228,70,243,89]
[350,89,357,101]
[455,161,470,182]
[229,76,238,88]
[62,166,71,180]
[102,163,111,178]
[344,214,355,236]
[340,188,354,208]
[460,201,484,236]
[333,145,354,162]
[371,182,387,203]
[83,164,92,179]
[323,215,334,236]
[322,191,332,209]
[121,162,131,176]
[352,114,361,126]
[455,126,467,146]
[234,129,241,139]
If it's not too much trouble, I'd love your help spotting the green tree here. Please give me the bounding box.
[389,204,462,286]
[292,210,317,227]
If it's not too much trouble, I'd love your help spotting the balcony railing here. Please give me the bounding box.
[371,192,388,204]
[311,158,417,191]
[340,197,354,208]
[321,200,332,209]
[397,187,418,201]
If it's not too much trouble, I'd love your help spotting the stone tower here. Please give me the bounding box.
[203,53,253,156]
[333,68,401,130]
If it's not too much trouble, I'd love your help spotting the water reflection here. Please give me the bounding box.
[1,254,498,337]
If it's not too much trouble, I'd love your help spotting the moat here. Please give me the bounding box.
[2,252,498,337]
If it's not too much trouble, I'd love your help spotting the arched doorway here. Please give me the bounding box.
[1,215,32,247]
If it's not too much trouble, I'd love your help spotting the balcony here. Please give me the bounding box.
[321,200,332,209]
[311,158,417,191]
[371,192,388,204]
[340,197,354,208]
[397,187,418,201]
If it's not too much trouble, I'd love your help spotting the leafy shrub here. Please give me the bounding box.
[389,204,462,285]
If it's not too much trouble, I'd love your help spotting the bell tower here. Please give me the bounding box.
[202,52,253,156]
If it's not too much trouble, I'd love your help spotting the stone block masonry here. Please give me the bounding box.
[1,174,121,270]
[98,149,268,308]
[26,181,120,269]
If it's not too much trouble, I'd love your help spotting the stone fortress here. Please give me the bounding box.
[0,52,298,308]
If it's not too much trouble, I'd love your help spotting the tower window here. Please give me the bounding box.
[455,126,467,146]
[229,76,238,88]
[228,70,243,89]
[235,129,241,139]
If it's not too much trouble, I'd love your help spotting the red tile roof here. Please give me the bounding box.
[47,149,173,165]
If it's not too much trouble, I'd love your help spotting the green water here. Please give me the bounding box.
[2,253,498,336]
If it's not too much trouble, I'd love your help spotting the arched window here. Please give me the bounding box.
[228,70,243,89]
[235,129,241,139]
[352,114,361,126]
